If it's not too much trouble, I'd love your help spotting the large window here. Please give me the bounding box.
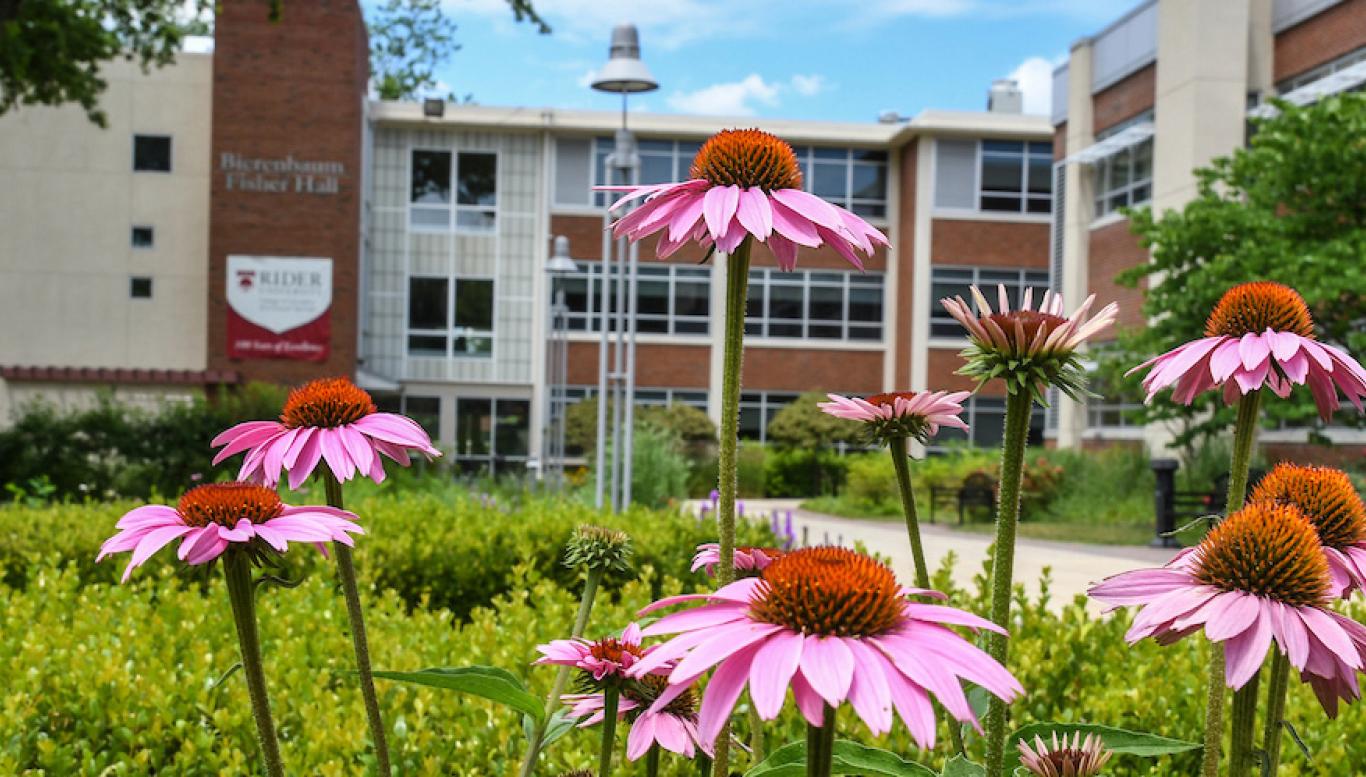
[455,398,530,474]
[568,138,889,219]
[934,139,1052,214]
[929,266,1049,338]
[553,264,710,335]
[746,269,883,341]
[409,149,497,231]
[739,391,800,443]
[1092,138,1152,219]
[133,135,171,172]
[407,276,494,358]
[934,396,1045,449]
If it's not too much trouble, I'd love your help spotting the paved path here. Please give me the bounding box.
[689,499,1176,612]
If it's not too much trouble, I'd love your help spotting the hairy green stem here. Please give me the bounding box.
[646,744,661,777]
[521,566,604,776]
[1228,670,1262,777]
[807,704,837,777]
[982,389,1033,777]
[599,685,621,777]
[713,235,753,777]
[223,552,285,777]
[323,473,391,776]
[889,437,966,757]
[749,701,766,762]
[1202,389,1262,777]
[1261,649,1292,774]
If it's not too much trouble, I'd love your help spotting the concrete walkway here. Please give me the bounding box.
[689,498,1176,612]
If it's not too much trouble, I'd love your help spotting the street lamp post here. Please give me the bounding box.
[590,24,657,512]
[544,236,577,491]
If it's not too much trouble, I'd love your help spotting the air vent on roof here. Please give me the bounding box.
[988,79,1023,114]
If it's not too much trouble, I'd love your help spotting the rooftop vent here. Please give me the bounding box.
[987,79,1023,114]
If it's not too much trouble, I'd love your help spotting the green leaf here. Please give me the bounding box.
[541,708,578,748]
[1008,721,1201,758]
[745,740,936,777]
[372,665,544,723]
[941,754,986,776]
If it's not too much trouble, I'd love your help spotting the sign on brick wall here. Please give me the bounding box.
[225,255,332,361]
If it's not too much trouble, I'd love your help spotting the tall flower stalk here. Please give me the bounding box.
[223,550,286,777]
[806,704,837,777]
[602,128,887,775]
[939,285,1116,776]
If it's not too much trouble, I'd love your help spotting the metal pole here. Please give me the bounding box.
[594,190,613,509]
[556,295,569,489]
[610,229,628,513]
[622,238,639,506]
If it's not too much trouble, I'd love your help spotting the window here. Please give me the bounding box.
[1092,137,1152,218]
[133,135,171,172]
[929,267,1049,339]
[1277,46,1366,93]
[553,264,710,335]
[979,141,1053,214]
[409,149,497,231]
[739,392,801,443]
[1086,401,1144,430]
[745,269,883,341]
[574,138,890,219]
[407,276,495,358]
[403,396,442,439]
[130,277,153,298]
[131,226,154,248]
[455,398,530,474]
[934,397,1045,448]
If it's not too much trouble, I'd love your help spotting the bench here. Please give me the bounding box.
[928,471,998,525]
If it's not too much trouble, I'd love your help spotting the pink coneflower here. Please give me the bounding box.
[1017,731,1113,777]
[563,675,708,760]
[535,622,657,681]
[940,285,1118,401]
[1088,501,1366,711]
[1128,282,1366,419]
[1250,463,1366,599]
[601,128,887,270]
[211,377,441,490]
[631,547,1022,749]
[97,482,363,581]
[818,390,970,445]
[691,542,782,578]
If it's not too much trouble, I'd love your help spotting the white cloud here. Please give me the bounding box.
[667,74,780,116]
[1006,54,1063,115]
[790,74,827,97]
[576,69,597,88]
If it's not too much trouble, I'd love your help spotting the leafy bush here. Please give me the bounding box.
[623,424,690,509]
[737,442,767,498]
[764,446,848,498]
[765,391,857,449]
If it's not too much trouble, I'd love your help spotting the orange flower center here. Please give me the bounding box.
[280,377,377,428]
[864,391,918,407]
[1194,502,1330,607]
[1251,463,1366,551]
[985,310,1069,347]
[749,547,903,637]
[588,637,646,667]
[689,129,803,192]
[176,482,284,529]
[1204,282,1315,338]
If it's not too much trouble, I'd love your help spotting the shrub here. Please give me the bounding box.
[736,442,767,498]
[765,391,856,449]
[625,424,690,509]
[763,446,848,498]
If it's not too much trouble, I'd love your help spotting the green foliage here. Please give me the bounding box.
[745,740,937,776]
[0,0,210,126]
[626,424,693,509]
[1109,93,1366,449]
[764,447,849,498]
[368,0,461,100]
[566,399,716,456]
[738,442,768,498]
[0,383,291,501]
[766,392,858,449]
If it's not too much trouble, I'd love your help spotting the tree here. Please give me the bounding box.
[368,0,460,101]
[765,392,857,449]
[1106,92,1366,449]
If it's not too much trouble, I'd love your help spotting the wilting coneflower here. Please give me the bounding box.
[98,483,362,777]
[1247,462,1366,771]
[562,674,707,768]
[691,542,782,578]
[939,285,1116,777]
[1089,502,1366,777]
[604,128,888,774]
[631,547,1021,777]
[1016,731,1112,777]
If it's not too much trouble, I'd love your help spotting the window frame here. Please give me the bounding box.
[405,274,497,360]
[553,263,712,336]
[129,276,153,299]
[1091,137,1152,220]
[131,225,154,249]
[745,268,885,342]
[132,134,172,173]
[407,147,499,234]
[976,140,1053,215]
[928,266,1051,341]
[738,391,802,444]
[454,397,532,474]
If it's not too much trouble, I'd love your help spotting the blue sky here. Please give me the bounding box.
[414,0,1137,122]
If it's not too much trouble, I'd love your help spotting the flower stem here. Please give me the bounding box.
[646,744,661,777]
[1201,389,1262,777]
[322,473,391,776]
[805,704,837,777]
[889,436,966,757]
[521,566,605,776]
[749,700,766,762]
[598,685,621,777]
[1261,649,1292,773]
[714,234,754,777]
[222,551,285,777]
[1228,670,1262,777]
[982,389,1033,777]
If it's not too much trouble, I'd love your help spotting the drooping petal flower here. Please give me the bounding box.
[818,390,970,446]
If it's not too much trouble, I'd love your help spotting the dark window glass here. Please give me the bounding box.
[1027,157,1052,194]
[453,334,492,357]
[407,335,446,356]
[411,150,452,204]
[853,149,888,162]
[638,140,673,153]
[739,406,763,439]
[640,154,674,185]
[852,202,886,218]
[980,154,1023,193]
[811,162,847,200]
[456,152,496,205]
[851,164,886,201]
[133,135,171,172]
[456,399,492,456]
[674,281,708,319]
[131,226,154,248]
[808,284,843,321]
[982,140,1023,154]
[813,147,847,160]
[848,286,882,322]
[980,194,1022,212]
[768,284,803,321]
[408,277,448,330]
[130,276,153,298]
[495,400,531,457]
[455,279,494,330]
[637,278,670,316]
[404,396,441,438]
[1026,198,1052,214]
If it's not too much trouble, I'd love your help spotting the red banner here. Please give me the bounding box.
[225,255,332,361]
